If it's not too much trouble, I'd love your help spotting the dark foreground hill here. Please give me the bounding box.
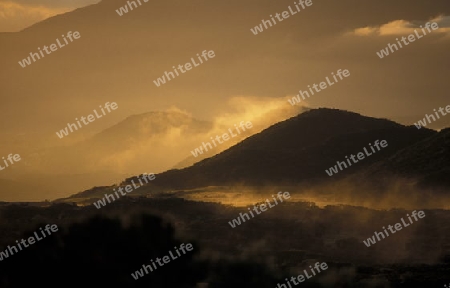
[123,108,435,190]
[2,198,450,286]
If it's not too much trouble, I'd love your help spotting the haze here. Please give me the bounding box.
[0,0,449,201]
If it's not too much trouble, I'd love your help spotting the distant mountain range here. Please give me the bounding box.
[0,111,213,201]
[0,109,268,201]
[25,110,211,173]
[8,108,450,202]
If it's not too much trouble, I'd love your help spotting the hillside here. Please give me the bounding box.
[120,108,436,189]
[363,128,450,188]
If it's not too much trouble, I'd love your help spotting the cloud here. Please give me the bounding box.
[212,95,306,132]
[91,95,305,174]
[0,0,99,32]
[349,15,450,36]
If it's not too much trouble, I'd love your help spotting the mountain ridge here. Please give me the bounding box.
[113,108,438,191]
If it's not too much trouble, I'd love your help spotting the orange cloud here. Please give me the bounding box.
[349,16,450,36]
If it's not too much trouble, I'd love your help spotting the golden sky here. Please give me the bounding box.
[0,0,99,32]
[0,0,450,201]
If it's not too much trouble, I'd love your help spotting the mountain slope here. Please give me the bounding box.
[363,128,450,188]
[121,108,436,190]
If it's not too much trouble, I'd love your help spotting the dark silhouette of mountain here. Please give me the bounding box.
[119,108,436,190]
[363,127,450,188]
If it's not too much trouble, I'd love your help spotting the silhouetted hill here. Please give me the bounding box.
[122,108,436,190]
[364,127,450,188]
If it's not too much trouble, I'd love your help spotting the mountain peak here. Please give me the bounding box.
[131,108,435,189]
